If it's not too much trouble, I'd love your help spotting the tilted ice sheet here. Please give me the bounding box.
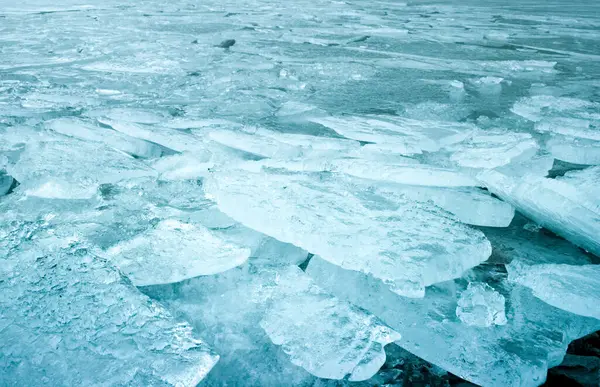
[6,139,156,199]
[508,261,600,321]
[479,167,600,256]
[204,168,491,297]
[306,255,600,387]
[142,265,398,384]
[104,219,251,286]
[0,223,218,386]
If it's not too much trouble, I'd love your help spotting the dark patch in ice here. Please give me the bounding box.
[298,253,314,271]
[216,39,236,49]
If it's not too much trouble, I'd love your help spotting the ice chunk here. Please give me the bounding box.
[261,286,400,381]
[104,219,250,286]
[306,255,600,387]
[546,136,600,165]
[243,127,361,153]
[469,76,504,95]
[0,233,218,386]
[507,261,600,320]
[98,118,208,153]
[447,131,538,169]
[373,184,514,227]
[46,117,165,159]
[310,115,475,154]
[143,265,398,384]
[456,282,507,327]
[204,168,491,297]
[511,95,598,125]
[6,139,155,199]
[151,152,215,180]
[208,129,304,159]
[478,167,600,256]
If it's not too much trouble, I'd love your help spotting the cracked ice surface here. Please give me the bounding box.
[2,0,600,385]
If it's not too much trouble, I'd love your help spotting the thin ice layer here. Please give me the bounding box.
[0,230,218,386]
[310,115,475,155]
[7,139,155,199]
[143,265,398,384]
[104,219,251,286]
[478,167,600,256]
[507,261,600,320]
[204,168,491,297]
[306,255,600,387]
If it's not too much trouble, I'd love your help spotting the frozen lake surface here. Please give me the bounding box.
[1,0,599,386]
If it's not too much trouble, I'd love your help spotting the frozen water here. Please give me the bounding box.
[456,282,507,327]
[143,265,398,385]
[306,255,600,387]
[508,261,600,320]
[104,219,251,286]
[0,220,218,386]
[2,0,600,384]
[479,167,600,256]
[205,168,491,297]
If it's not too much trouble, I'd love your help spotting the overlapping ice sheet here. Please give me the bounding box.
[143,265,398,384]
[479,167,600,256]
[6,139,156,199]
[205,168,491,297]
[0,222,218,386]
[508,261,600,320]
[306,255,600,387]
[104,219,251,286]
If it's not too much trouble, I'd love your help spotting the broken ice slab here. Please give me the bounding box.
[103,219,251,286]
[45,117,166,159]
[143,265,398,384]
[306,255,600,387]
[511,95,599,128]
[309,115,475,155]
[373,184,514,227]
[208,129,304,159]
[246,156,479,187]
[546,136,600,166]
[478,167,600,256]
[0,234,218,386]
[97,117,209,154]
[455,282,507,327]
[204,168,491,297]
[151,152,215,181]
[6,139,156,199]
[242,127,361,152]
[446,130,539,169]
[507,261,600,320]
[261,280,401,381]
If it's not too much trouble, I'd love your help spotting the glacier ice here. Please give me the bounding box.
[205,167,491,297]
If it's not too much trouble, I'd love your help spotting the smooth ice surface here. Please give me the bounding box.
[143,265,398,385]
[479,167,600,256]
[456,282,507,327]
[0,222,218,386]
[104,219,251,286]
[508,261,600,320]
[205,168,491,297]
[306,255,600,387]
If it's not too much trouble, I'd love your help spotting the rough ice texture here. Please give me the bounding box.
[104,219,251,286]
[7,139,156,199]
[479,167,600,256]
[0,223,218,386]
[507,261,600,320]
[306,255,600,387]
[205,168,491,297]
[142,265,398,385]
[456,282,507,327]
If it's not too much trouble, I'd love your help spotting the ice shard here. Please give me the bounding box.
[479,167,600,256]
[205,168,491,297]
[104,219,251,286]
